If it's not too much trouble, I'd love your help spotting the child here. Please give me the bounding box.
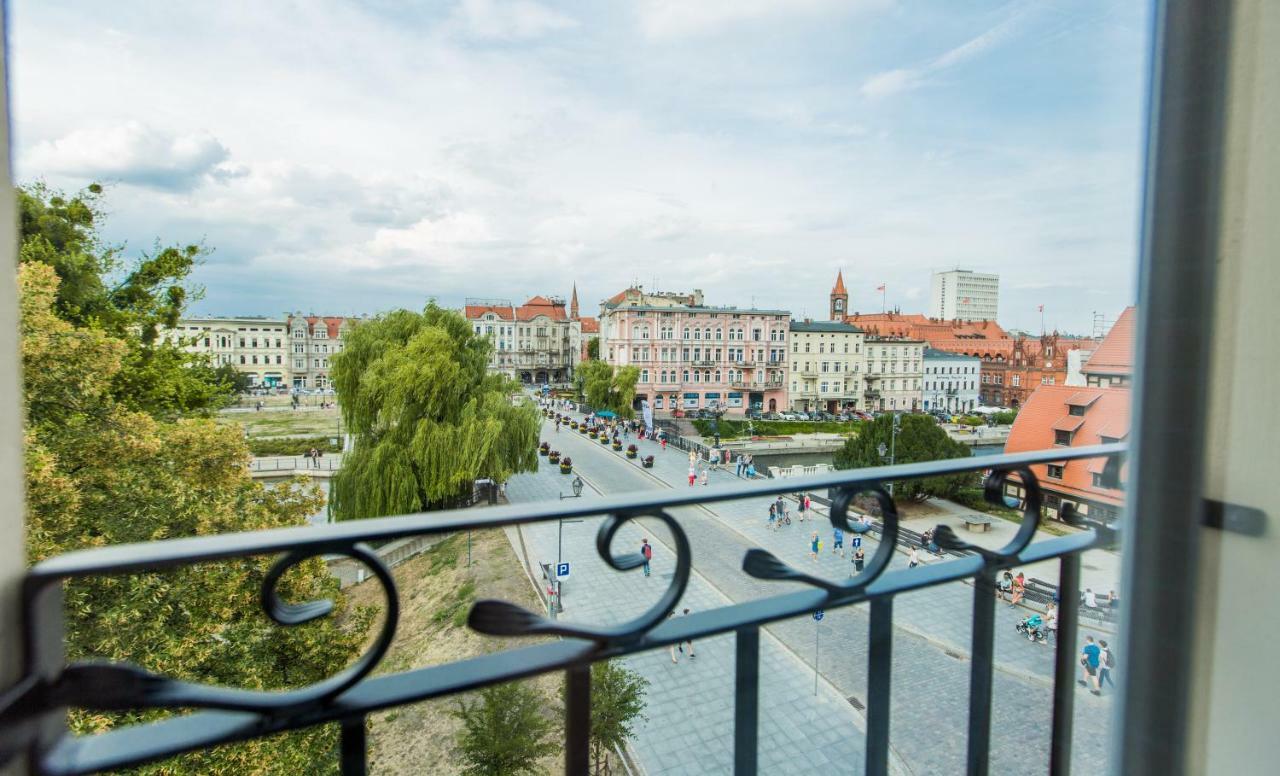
[767,503,777,530]
[809,531,820,562]
[833,526,845,557]
[700,468,708,486]
[688,466,696,487]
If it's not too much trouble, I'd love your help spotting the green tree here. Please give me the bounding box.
[579,361,638,419]
[329,304,541,519]
[20,262,372,773]
[17,182,233,417]
[586,337,600,360]
[214,361,255,394]
[833,413,973,501]
[451,682,558,775]
[584,660,648,774]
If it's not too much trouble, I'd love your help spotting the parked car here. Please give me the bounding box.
[795,412,810,421]
[813,411,834,421]
[763,412,783,420]
[778,411,798,420]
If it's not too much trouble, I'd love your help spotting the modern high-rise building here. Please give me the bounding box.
[929,269,999,322]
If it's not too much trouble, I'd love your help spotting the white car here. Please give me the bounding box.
[779,411,799,420]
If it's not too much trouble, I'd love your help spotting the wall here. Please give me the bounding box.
[1191,0,1280,770]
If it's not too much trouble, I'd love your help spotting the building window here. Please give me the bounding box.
[1047,464,1064,479]
[1054,430,1073,446]
[641,370,649,382]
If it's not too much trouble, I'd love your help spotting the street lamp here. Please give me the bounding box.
[877,413,902,496]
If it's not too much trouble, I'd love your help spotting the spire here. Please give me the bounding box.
[569,283,580,319]
[832,270,847,295]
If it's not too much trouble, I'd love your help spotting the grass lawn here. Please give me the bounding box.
[349,530,563,775]
[217,407,342,439]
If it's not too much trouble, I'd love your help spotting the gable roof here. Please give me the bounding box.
[579,316,599,334]
[515,295,568,321]
[464,304,515,321]
[1004,384,1131,506]
[1082,306,1136,377]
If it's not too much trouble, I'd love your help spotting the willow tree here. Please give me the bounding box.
[579,360,639,419]
[330,304,541,519]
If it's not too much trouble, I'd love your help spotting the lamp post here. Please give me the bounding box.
[877,412,901,496]
[554,476,585,617]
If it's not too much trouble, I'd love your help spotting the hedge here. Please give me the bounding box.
[691,418,861,439]
[248,435,344,456]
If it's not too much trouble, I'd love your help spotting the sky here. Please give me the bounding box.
[10,0,1150,335]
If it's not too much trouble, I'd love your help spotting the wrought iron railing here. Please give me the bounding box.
[0,444,1124,776]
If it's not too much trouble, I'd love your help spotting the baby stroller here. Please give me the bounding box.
[1015,613,1047,644]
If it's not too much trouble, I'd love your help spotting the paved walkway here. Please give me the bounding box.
[513,416,1120,774]
[507,452,876,775]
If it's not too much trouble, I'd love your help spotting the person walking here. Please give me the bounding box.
[1044,602,1059,644]
[1082,587,1098,609]
[908,547,920,568]
[678,608,696,658]
[809,531,821,562]
[767,502,777,531]
[660,433,668,451]
[688,465,697,487]
[803,493,812,514]
[1098,640,1116,690]
[1078,635,1102,695]
[797,493,807,522]
[669,611,680,664]
[735,454,745,478]
[641,539,652,577]
[832,526,845,557]
[314,449,324,469]
[700,468,709,487]
[852,546,865,576]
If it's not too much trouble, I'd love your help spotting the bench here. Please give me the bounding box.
[962,515,995,532]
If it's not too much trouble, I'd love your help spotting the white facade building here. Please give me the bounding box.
[167,316,289,387]
[929,269,1000,322]
[863,338,925,411]
[464,296,581,385]
[287,314,357,390]
[788,321,866,412]
[921,348,980,413]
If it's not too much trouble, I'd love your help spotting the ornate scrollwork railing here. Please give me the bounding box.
[0,443,1124,776]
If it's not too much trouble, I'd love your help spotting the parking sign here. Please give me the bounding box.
[556,562,570,580]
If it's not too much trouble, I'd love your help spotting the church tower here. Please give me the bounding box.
[830,270,848,321]
[570,283,580,320]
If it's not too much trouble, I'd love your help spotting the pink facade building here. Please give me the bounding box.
[600,287,790,416]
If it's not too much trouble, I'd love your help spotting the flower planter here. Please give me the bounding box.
[560,464,573,474]
[612,442,623,451]
[559,457,573,474]
[641,456,655,468]
[599,435,610,445]
[539,443,550,456]
[626,445,638,459]
[548,453,560,464]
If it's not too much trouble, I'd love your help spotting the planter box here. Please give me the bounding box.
[548,455,560,464]
[600,436,610,445]
[642,459,654,468]
[612,443,623,451]
[626,451,637,459]
[559,465,573,474]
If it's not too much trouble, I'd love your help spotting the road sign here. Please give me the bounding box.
[812,610,824,622]
[852,536,863,549]
[556,562,570,580]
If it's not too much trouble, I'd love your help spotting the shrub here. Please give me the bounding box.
[247,435,343,456]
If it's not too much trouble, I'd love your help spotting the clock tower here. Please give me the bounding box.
[830,270,848,321]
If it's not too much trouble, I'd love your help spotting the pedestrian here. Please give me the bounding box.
[833,526,845,557]
[735,454,744,477]
[1044,602,1058,644]
[1082,587,1098,609]
[852,546,865,575]
[1108,588,1120,612]
[641,539,652,577]
[804,493,812,513]
[809,531,820,562]
[767,502,777,530]
[908,547,919,568]
[678,608,696,658]
[1078,635,1102,695]
[999,571,1014,602]
[797,493,807,522]
[660,433,668,451]
[1098,640,1116,689]
[1010,572,1026,607]
[315,449,323,469]
[688,466,697,487]
[700,468,708,486]
[689,449,697,466]
[669,611,680,664]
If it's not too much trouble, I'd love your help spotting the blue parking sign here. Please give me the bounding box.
[556,562,570,580]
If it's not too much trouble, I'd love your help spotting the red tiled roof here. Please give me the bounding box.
[579,316,599,334]
[465,304,514,321]
[832,270,847,295]
[515,296,568,321]
[1082,306,1136,377]
[1005,384,1131,506]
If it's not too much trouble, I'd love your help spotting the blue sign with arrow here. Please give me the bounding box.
[813,610,824,622]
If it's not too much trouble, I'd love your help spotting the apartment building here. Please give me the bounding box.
[922,348,980,413]
[787,320,866,413]
[929,269,1000,322]
[601,287,789,415]
[286,313,357,390]
[863,337,925,411]
[167,316,289,387]
[464,295,582,385]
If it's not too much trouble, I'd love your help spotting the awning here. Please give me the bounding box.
[595,410,617,418]
[1051,416,1085,432]
[728,392,743,398]
[683,393,699,399]
[704,393,721,399]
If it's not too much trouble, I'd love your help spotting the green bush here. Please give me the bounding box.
[247,435,343,456]
[991,409,1018,425]
[959,415,984,427]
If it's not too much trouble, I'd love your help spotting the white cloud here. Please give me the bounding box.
[368,212,495,259]
[452,0,577,41]
[635,0,886,40]
[23,122,229,191]
[860,5,1029,98]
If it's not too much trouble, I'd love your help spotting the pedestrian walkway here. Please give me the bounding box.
[529,414,1118,773]
[506,459,875,775]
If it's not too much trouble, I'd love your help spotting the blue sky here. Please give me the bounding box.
[10,0,1149,334]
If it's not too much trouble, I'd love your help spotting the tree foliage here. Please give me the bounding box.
[833,413,973,501]
[586,337,600,360]
[451,682,558,775]
[329,304,541,519]
[579,361,639,419]
[17,182,233,417]
[20,262,373,773]
[584,660,648,773]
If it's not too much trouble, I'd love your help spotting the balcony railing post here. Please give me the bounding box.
[965,569,997,776]
[733,626,760,775]
[566,664,591,775]
[1049,553,1081,776]
[339,717,368,776]
[865,597,894,776]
